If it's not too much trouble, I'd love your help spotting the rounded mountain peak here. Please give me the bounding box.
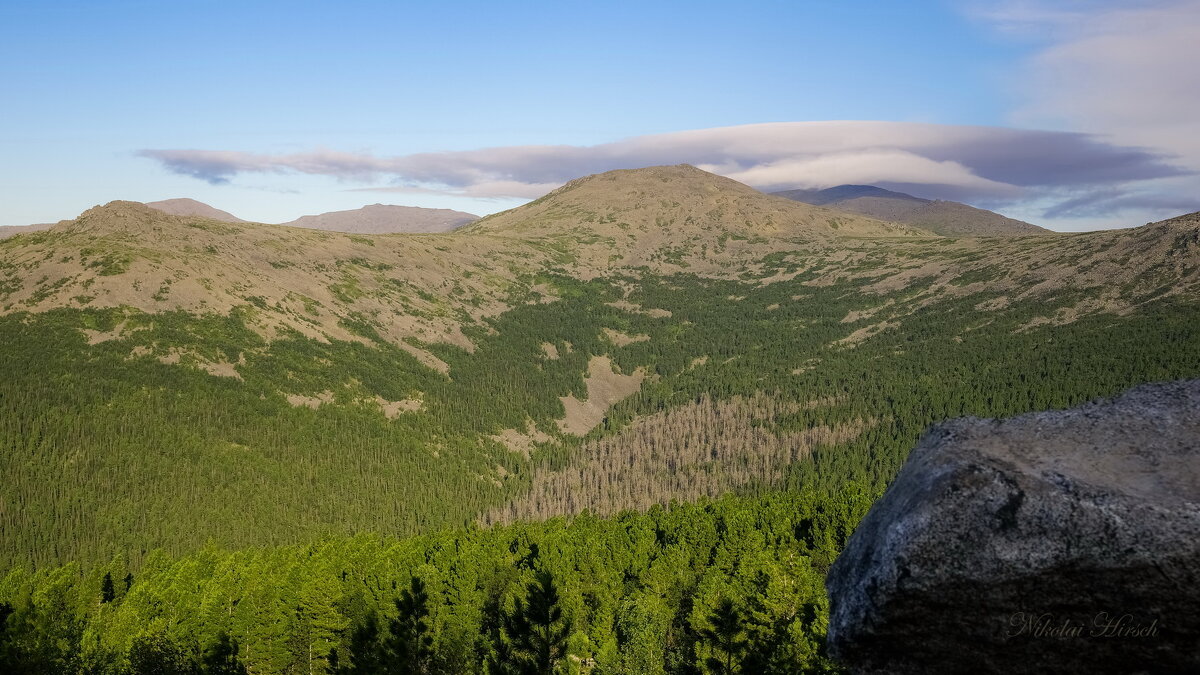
[467,164,921,241]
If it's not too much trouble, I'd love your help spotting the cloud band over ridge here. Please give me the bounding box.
[139,121,1192,218]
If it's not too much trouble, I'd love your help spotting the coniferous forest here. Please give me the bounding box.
[2,188,1199,673]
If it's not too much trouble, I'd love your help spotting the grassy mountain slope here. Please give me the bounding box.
[0,201,541,366]
[899,199,1050,237]
[774,184,1050,236]
[468,165,930,274]
[1,171,1199,572]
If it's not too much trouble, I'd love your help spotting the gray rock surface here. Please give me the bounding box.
[826,379,1200,674]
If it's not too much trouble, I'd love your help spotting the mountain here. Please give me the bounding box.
[773,184,928,207]
[470,164,931,272]
[773,184,1051,236]
[2,167,1199,672]
[3,168,1196,569]
[281,203,478,233]
[145,197,247,222]
[0,200,535,367]
[145,198,478,233]
[0,221,56,239]
[473,165,926,240]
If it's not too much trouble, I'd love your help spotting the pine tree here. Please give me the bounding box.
[498,570,572,675]
[100,573,115,604]
[338,611,383,675]
[699,598,746,675]
[385,577,434,674]
[201,632,248,675]
[128,632,195,675]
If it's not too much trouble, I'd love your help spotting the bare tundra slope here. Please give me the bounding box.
[3,166,1197,382]
[3,166,1198,388]
[2,164,1199,567]
[0,200,545,372]
[469,164,931,273]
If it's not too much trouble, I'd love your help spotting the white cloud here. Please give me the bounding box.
[1008,0,1200,165]
[708,150,1020,195]
[140,120,1184,224]
[128,2,1200,230]
[966,0,1200,226]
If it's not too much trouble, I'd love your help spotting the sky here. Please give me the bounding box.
[2,0,1198,231]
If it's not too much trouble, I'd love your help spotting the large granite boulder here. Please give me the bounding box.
[826,379,1200,674]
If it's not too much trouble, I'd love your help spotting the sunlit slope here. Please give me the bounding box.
[0,200,548,370]
[466,164,931,273]
[1,167,1198,569]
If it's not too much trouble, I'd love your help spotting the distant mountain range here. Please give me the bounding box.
[145,198,478,234]
[0,184,1070,241]
[144,198,247,223]
[282,204,479,234]
[0,222,55,239]
[772,184,1050,236]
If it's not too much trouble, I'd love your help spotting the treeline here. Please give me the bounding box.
[497,271,1200,523]
[0,287,629,570]
[0,488,870,674]
[3,264,1199,571]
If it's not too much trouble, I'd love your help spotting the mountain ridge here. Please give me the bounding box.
[774,184,929,207]
[145,197,246,223]
[1,165,1199,588]
[467,164,933,274]
[773,184,1050,237]
[471,164,927,238]
[282,203,478,233]
[0,221,56,240]
[142,198,478,234]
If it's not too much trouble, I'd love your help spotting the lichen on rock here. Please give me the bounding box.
[826,379,1200,674]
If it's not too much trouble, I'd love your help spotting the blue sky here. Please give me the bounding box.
[3,0,1198,230]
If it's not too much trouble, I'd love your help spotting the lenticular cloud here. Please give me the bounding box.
[139,121,1186,206]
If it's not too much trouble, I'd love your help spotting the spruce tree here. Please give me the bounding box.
[100,573,115,604]
[385,577,434,674]
[201,633,247,675]
[699,598,746,675]
[128,632,194,675]
[338,612,383,674]
[499,570,572,675]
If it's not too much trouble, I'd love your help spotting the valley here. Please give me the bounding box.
[2,165,1198,673]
